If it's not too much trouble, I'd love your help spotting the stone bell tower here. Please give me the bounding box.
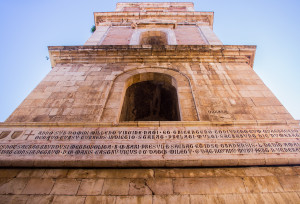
[0,2,299,203]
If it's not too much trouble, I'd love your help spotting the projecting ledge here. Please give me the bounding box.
[48,45,256,68]
[0,120,298,128]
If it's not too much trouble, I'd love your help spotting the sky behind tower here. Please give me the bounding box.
[0,0,299,122]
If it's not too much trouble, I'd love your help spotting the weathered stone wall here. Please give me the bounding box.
[6,64,108,122]
[0,166,299,204]
[5,62,293,123]
[2,3,299,203]
[199,26,223,45]
[174,26,207,45]
[101,27,133,45]
[84,26,110,45]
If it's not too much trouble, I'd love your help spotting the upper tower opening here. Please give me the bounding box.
[140,31,168,45]
[89,2,217,46]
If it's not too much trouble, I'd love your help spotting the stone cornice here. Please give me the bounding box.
[94,11,214,27]
[48,45,256,68]
[116,2,195,11]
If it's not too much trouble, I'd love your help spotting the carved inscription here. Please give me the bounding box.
[32,129,300,141]
[207,110,228,114]
[0,128,299,158]
[0,142,299,156]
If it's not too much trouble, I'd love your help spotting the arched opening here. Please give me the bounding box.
[140,31,168,45]
[120,73,180,121]
[101,68,199,122]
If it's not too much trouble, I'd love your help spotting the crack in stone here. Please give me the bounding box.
[145,179,155,195]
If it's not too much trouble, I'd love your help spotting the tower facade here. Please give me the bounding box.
[0,2,299,203]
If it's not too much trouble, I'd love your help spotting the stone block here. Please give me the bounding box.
[96,169,154,179]
[190,195,219,204]
[0,195,12,204]
[115,195,152,204]
[146,178,173,195]
[42,169,69,178]
[153,195,190,204]
[217,194,245,204]
[17,169,45,178]
[173,177,246,194]
[277,175,300,191]
[251,97,281,106]
[243,176,284,193]
[49,108,59,116]
[77,179,104,195]
[129,179,152,195]
[22,178,54,195]
[271,192,300,204]
[50,179,80,195]
[244,167,274,176]
[155,168,215,178]
[26,195,55,204]
[294,166,300,175]
[0,195,29,204]
[0,169,21,178]
[268,167,297,176]
[51,195,85,204]
[67,169,97,178]
[0,178,28,195]
[102,179,130,195]
[241,193,276,204]
[85,196,116,204]
[213,168,246,177]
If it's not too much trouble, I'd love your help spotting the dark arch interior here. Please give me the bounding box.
[142,36,165,45]
[120,80,180,121]
[140,31,168,45]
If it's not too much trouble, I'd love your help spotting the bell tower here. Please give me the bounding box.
[0,2,299,203]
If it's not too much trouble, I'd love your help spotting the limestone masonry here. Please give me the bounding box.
[0,2,299,203]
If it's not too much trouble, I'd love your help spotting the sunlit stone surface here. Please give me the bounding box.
[0,2,299,203]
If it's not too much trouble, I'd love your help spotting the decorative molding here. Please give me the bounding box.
[48,45,256,68]
[94,11,214,27]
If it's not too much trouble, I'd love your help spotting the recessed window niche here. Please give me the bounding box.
[140,31,168,45]
[120,73,180,121]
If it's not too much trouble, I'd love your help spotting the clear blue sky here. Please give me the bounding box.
[0,0,299,122]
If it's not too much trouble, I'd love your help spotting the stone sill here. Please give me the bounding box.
[1,120,299,128]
